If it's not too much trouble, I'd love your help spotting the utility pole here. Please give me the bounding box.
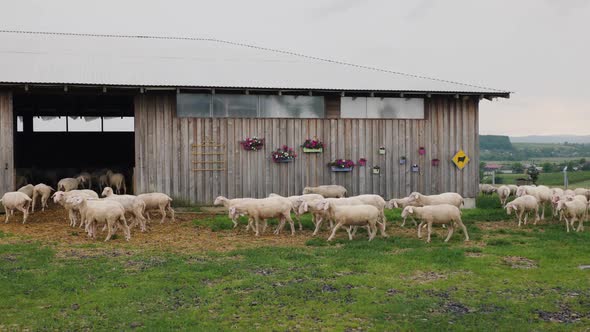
[563,166,569,190]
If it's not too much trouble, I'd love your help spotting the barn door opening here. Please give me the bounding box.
[13,92,135,194]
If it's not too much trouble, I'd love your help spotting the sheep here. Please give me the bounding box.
[66,196,131,241]
[57,177,80,192]
[315,200,379,242]
[17,184,34,199]
[551,194,566,220]
[137,193,175,224]
[401,205,469,243]
[556,199,587,233]
[101,187,147,232]
[407,192,464,209]
[214,196,255,228]
[386,197,418,227]
[269,193,324,230]
[496,185,511,207]
[228,197,294,236]
[551,188,565,196]
[98,174,109,193]
[305,197,365,235]
[52,190,99,227]
[1,192,32,224]
[516,185,552,220]
[508,185,518,196]
[106,171,126,194]
[574,188,590,200]
[75,172,92,189]
[479,184,497,195]
[349,194,388,230]
[505,195,540,227]
[302,185,347,198]
[32,183,55,212]
[564,189,575,196]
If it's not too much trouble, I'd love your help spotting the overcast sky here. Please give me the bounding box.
[3,0,589,136]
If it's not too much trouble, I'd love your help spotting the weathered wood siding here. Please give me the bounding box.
[135,94,479,204]
[0,91,14,197]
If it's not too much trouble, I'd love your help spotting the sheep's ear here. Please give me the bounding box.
[412,193,419,199]
[512,205,518,211]
[408,207,414,214]
[229,207,236,214]
[322,201,330,211]
[393,201,399,208]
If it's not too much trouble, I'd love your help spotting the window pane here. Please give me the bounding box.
[103,117,134,132]
[341,97,424,119]
[260,96,325,118]
[17,116,23,132]
[213,94,258,118]
[33,116,67,132]
[340,97,367,118]
[68,116,102,132]
[177,93,211,117]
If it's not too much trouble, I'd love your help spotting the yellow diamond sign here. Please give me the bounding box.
[452,149,470,170]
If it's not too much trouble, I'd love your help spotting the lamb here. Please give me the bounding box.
[307,197,365,235]
[228,197,294,236]
[349,194,388,230]
[401,205,469,243]
[302,185,347,198]
[386,197,418,227]
[57,177,80,192]
[556,199,587,233]
[66,196,131,241]
[1,192,32,224]
[479,184,496,195]
[32,183,55,212]
[75,172,92,190]
[101,187,147,232]
[269,193,324,230]
[52,190,99,226]
[17,184,34,198]
[315,200,379,242]
[505,195,540,227]
[508,185,518,196]
[214,196,255,228]
[496,185,511,207]
[515,185,552,219]
[106,170,126,194]
[137,193,175,224]
[407,192,464,208]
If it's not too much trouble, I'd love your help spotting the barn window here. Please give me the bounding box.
[213,95,258,118]
[33,116,67,132]
[16,116,23,132]
[67,116,102,132]
[341,97,424,119]
[260,96,325,118]
[103,117,134,132]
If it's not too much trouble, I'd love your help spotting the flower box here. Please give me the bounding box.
[372,166,380,174]
[302,147,323,153]
[301,138,324,152]
[272,145,297,163]
[419,147,426,155]
[275,159,294,163]
[240,137,264,151]
[400,157,407,165]
[411,164,420,173]
[431,159,440,167]
[331,166,353,172]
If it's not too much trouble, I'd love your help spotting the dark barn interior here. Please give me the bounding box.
[13,92,135,192]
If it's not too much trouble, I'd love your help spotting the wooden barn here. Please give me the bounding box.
[0,32,509,207]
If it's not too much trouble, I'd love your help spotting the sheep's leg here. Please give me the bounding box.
[254,217,261,236]
[104,223,114,241]
[417,221,424,238]
[426,222,433,243]
[368,224,377,241]
[312,218,323,236]
[122,182,127,195]
[401,217,406,227]
[261,220,268,234]
[381,211,387,231]
[231,217,239,228]
[31,192,37,213]
[295,214,303,231]
[159,205,167,224]
[378,217,388,238]
[4,208,9,223]
[351,226,358,237]
[168,204,175,222]
[327,222,343,241]
[444,224,455,242]
[286,214,295,236]
[524,212,529,225]
[576,217,584,232]
[121,218,131,241]
[274,217,285,235]
[345,226,354,240]
[564,216,570,232]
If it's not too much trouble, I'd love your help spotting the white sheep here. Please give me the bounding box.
[76,172,92,189]
[479,184,497,195]
[407,192,464,208]
[556,199,587,233]
[228,197,294,236]
[496,185,511,207]
[505,195,540,227]
[551,188,565,196]
[101,187,147,232]
[315,200,379,242]
[52,190,99,226]
[17,184,34,199]
[66,196,131,241]
[106,171,126,194]
[98,174,109,193]
[349,194,388,230]
[1,192,32,224]
[269,193,324,230]
[508,185,518,196]
[302,185,347,198]
[574,188,590,200]
[32,183,55,212]
[386,197,418,227]
[57,178,80,192]
[516,185,552,220]
[214,196,255,228]
[137,193,175,224]
[307,197,365,235]
[564,189,576,196]
[401,205,469,243]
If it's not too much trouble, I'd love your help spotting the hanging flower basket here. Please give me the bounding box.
[411,164,420,173]
[329,159,355,172]
[358,158,367,166]
[419,147,426,155]
[400,156,407,165]
[240,137,264,151]
[432,158,440,167]
[301,138,324,153]
[379,147,386,155]
[272,145,297,163]
[372,166,381,174]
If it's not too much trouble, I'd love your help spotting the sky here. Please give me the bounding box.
[2,0,589,136]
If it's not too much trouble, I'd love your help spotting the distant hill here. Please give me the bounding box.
[510,135,590,144]
[480,135,513,150]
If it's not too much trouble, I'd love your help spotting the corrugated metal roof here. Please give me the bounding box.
[0,31,509,96]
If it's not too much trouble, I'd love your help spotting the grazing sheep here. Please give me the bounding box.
[66,196,130,241]
[137,193,175,224]
[551,188,565,196]
[76,172,92,189]
[556,199,587,233]
[508,185,518,196]
[17,184,34,199]
[106,171,126,194]
[505,195,540,227]
[564,189,575,196]
[52,190,99,226]
[57,178,80,192]
[386,197,418,227]
[479,184,497,195]
[407,192,464,208]
[32,183,55,212]
[496,185,511,207]
[551,194,566,220]
[1,192,32,224]
[315,200,379,242]
[574,188,590,200]
[101,187,147,232]
[401,205,469,243]
[349,194,388,230]
[516,185,552,220]
[297,198,333,234]
[214,196,255,228]
[302,185,347,198]
[228,197,294,236]
[269,193,324,231]
[306,197,365,235]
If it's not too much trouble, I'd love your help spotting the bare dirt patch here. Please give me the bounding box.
[502,256,538,269]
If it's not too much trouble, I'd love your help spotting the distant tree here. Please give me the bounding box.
[582,162,590,171]
[567,161,576,171]
[580,158,587,165]
[527,165,540,185]
[541,162,554,173]
[479,161,486,180]
[511,162,524,174]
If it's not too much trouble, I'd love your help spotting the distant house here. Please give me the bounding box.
[484,163,502,172]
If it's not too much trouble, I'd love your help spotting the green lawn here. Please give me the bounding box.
[1,197,590,330]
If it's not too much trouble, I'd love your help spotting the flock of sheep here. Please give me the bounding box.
[480,184,590,232]
[0,170,175,241]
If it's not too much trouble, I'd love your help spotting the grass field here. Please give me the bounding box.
[1,196,589,330]
[484,170,590,187]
